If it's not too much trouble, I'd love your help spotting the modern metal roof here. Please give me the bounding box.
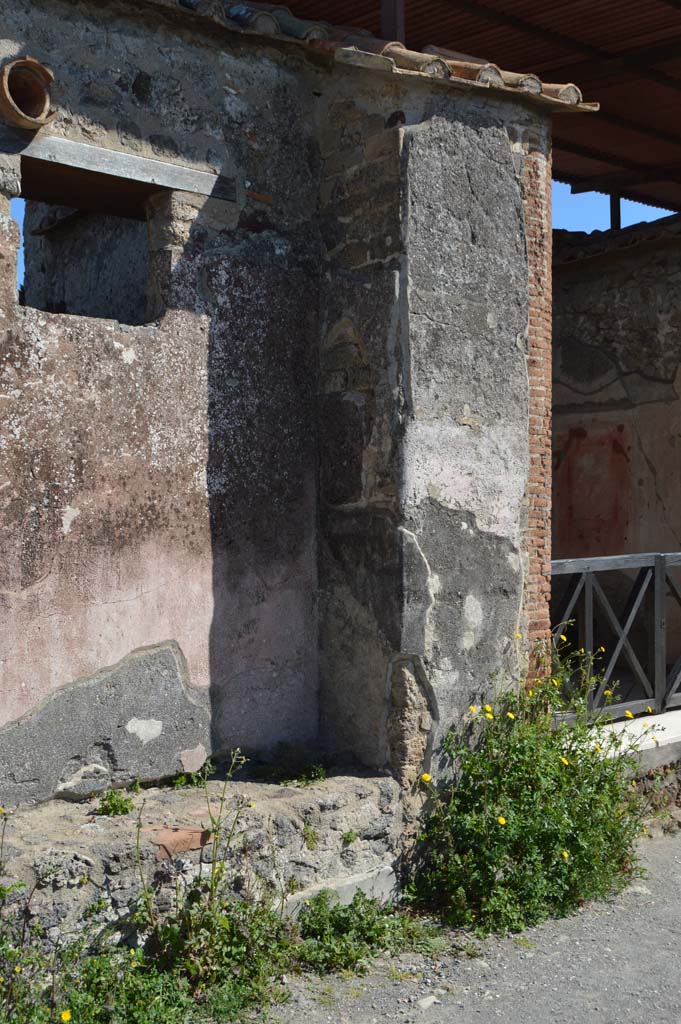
[288,0,681,212]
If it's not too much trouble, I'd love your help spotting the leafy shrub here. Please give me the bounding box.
[412,651,646,933]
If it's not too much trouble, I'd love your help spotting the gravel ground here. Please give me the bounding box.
[272,835,681,1024]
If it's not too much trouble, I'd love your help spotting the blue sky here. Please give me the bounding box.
[8,186,675,290]
[552,181,673,232]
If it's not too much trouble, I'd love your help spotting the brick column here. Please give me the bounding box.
[522,141,553,646]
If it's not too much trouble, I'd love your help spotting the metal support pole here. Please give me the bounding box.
[610,192,621,230]
[654,554,666,711]
[381,0,405,41]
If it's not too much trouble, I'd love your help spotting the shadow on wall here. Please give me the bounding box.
[154,186,321,762]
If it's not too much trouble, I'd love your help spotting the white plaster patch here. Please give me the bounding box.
[462,629,476,651]
[113,340,137,364]
[61,506,81,534]
[464,594,483,629]
[462,594,483,651]
[125,718,163,744]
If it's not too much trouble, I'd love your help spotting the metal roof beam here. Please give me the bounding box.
[553,137,656,176]
[571,165,681,194]
[443,0,681,94]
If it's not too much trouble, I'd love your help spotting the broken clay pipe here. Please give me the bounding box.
[0,56,56,131]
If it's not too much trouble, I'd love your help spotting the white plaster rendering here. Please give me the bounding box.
[125,717,163,744]
[61,506,81,534]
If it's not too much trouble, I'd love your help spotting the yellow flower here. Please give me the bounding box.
[646,706,654,714]
[625,710,634,720]
[604,690,613,698]
[552,678,559,688]
[0,807,4,816]
[506,711,515,720]
[469,705,478,714]
[560,634,567,642]
[61,1012,72,1023]
[484,712,493,720]
[420,773,432,784]
[561,850,570,860]
[514,632,523,639]
[527,689,534,697]
[484,704,492,713]
[599,646,606,653]
[595,744,602,753]
[560,756,569,766]
[497,816,506,825]
[14,967,21,974]
[642,826,648,835]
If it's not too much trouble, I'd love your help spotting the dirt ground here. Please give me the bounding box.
[273,835,681,1024]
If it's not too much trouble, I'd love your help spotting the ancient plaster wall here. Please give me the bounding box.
[317,67,550,770]
[553,229,681,560]
[0,0,320,801]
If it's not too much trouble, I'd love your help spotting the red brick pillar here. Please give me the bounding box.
[522,140,553,648]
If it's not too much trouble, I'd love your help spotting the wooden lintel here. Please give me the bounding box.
[0,129,236,202]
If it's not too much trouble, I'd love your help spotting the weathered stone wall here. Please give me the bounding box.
[0,0,554,803]
[553,223,681,559]
[317,67,551,769]
[0,0,320,801]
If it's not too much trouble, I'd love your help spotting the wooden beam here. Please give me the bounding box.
[0,129,236,202]
[381,0,405,41]
[443,0,681,94]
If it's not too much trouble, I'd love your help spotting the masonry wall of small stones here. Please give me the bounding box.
[0,0,552,806]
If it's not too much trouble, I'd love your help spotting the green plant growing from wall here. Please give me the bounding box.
[303,821,319,851]
[0,749,437,1023]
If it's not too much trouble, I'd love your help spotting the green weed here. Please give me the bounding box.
[95,789,134,817]
[303,822,319,851]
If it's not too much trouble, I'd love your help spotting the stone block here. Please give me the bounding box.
[0,642,211,807]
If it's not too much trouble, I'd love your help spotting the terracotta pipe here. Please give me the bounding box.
[0,56,55,130]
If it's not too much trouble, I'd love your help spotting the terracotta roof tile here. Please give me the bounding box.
[218,1,597,112]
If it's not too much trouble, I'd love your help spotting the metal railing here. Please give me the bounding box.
[551,552,681,718]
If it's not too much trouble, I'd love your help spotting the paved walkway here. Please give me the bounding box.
[275,836,681,1024]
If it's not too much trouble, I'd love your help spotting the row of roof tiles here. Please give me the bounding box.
[173,0,597,113]
[554,214,681,263]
